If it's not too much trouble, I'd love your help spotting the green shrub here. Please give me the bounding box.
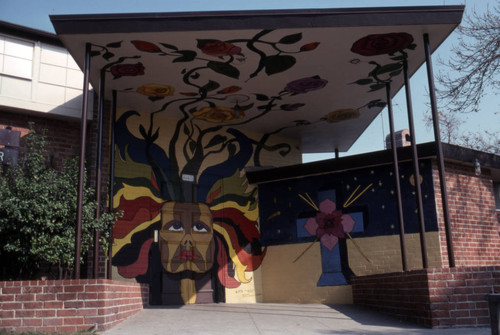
[0,125,116,279]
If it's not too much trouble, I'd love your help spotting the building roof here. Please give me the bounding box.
[0,20,61,46]
[50,6,464,153]
[246,142,500,184]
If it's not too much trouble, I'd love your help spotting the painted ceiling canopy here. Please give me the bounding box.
[51,6,463,153]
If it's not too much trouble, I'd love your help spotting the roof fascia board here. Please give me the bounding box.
[50,6,464,35]
[246,142,500,184]
[0,20,61,46]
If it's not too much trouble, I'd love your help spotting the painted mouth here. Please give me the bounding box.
[178,251,200,260]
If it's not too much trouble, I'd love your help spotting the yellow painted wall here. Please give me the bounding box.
[259,232,442,304]
[347,231,443,276]
[261,244,353,304]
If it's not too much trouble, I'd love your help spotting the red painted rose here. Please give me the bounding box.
[200,40,242,57]
[110,63,145,78]
[351,32,414,56]
[131,40,161,53]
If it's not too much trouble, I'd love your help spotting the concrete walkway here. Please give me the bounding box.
[102,303,490,335]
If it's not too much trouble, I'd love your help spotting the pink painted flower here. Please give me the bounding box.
[304,199,355,251]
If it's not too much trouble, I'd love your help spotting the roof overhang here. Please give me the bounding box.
[50,6,464,153]
[246,142,500,184]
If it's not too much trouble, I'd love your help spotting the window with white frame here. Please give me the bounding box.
[0,36,34,80]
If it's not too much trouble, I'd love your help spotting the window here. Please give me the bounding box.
[0,36,34,79]
[494,182,500,211]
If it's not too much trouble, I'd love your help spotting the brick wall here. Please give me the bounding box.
[433,162,500,267]
[352,266,500,328]
[0,109,81,170]
[0,279,148,333]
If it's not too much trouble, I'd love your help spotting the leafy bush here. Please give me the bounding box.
[0,125,116,279]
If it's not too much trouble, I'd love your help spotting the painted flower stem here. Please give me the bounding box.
[346,232,372,263]
[293,238,318,263]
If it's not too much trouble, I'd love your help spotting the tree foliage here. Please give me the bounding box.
[437,4,500,114]
[0,125,117,279]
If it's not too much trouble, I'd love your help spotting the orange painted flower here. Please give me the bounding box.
[192,106,244,123]
[136,84,174,97]
[324,109,359,123]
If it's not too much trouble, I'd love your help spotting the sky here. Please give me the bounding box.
[0,0,497,161]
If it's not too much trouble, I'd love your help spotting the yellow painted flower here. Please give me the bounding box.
[192,106,244,123]
[136,83,174,97]
[324,108,359,123]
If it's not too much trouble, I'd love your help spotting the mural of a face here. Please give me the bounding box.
[159,202,215,274]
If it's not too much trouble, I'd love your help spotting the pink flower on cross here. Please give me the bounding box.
[304,199,355,251]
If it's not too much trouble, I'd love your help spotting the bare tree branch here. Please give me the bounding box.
[437,4,500,114]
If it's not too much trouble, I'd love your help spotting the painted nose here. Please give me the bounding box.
[182,234,194,247]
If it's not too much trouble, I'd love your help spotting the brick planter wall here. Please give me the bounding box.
[352,266,500,328]
[0,279,148,333]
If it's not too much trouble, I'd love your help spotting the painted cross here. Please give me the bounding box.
[296,189,364,286]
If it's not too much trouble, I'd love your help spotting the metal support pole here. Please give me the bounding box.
[75,43,91,279]
[335,148,339,159]
[93,69,105,278]
[402,58,428,269]
[386,82,408,272]
[424,33,455,267]
[107,90,117,280]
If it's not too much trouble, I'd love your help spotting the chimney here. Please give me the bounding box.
[386,129,411,149]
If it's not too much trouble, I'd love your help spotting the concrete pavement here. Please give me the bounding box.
[102,303,490,335]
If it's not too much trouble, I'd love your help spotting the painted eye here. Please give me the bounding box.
[193,222,209,233]
[167,221,183,232]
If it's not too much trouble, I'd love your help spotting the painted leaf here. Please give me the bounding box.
[391,55,406,61]
[160,43,178,50]
[262,55,296,75]
[279,33,302,44]
[151,129,159,142]
[106,41,122,48]
[90,50,101,57]
[205,135,227,149]
[183,124,190,135]
[238,103,255,112]
[202,80,220,92]
[173,50,197,63]
[228,143,237,157]
[139,125,147,138]
[390,70,402,77]
[189,140,196,153]
[353,79,373,85]
[103,52,114,60]
[375,63,403,75]
[254,94,269,101]
[207,61,240,79]
[368,83,386,92]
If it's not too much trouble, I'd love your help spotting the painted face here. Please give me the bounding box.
[159,202,215,274]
